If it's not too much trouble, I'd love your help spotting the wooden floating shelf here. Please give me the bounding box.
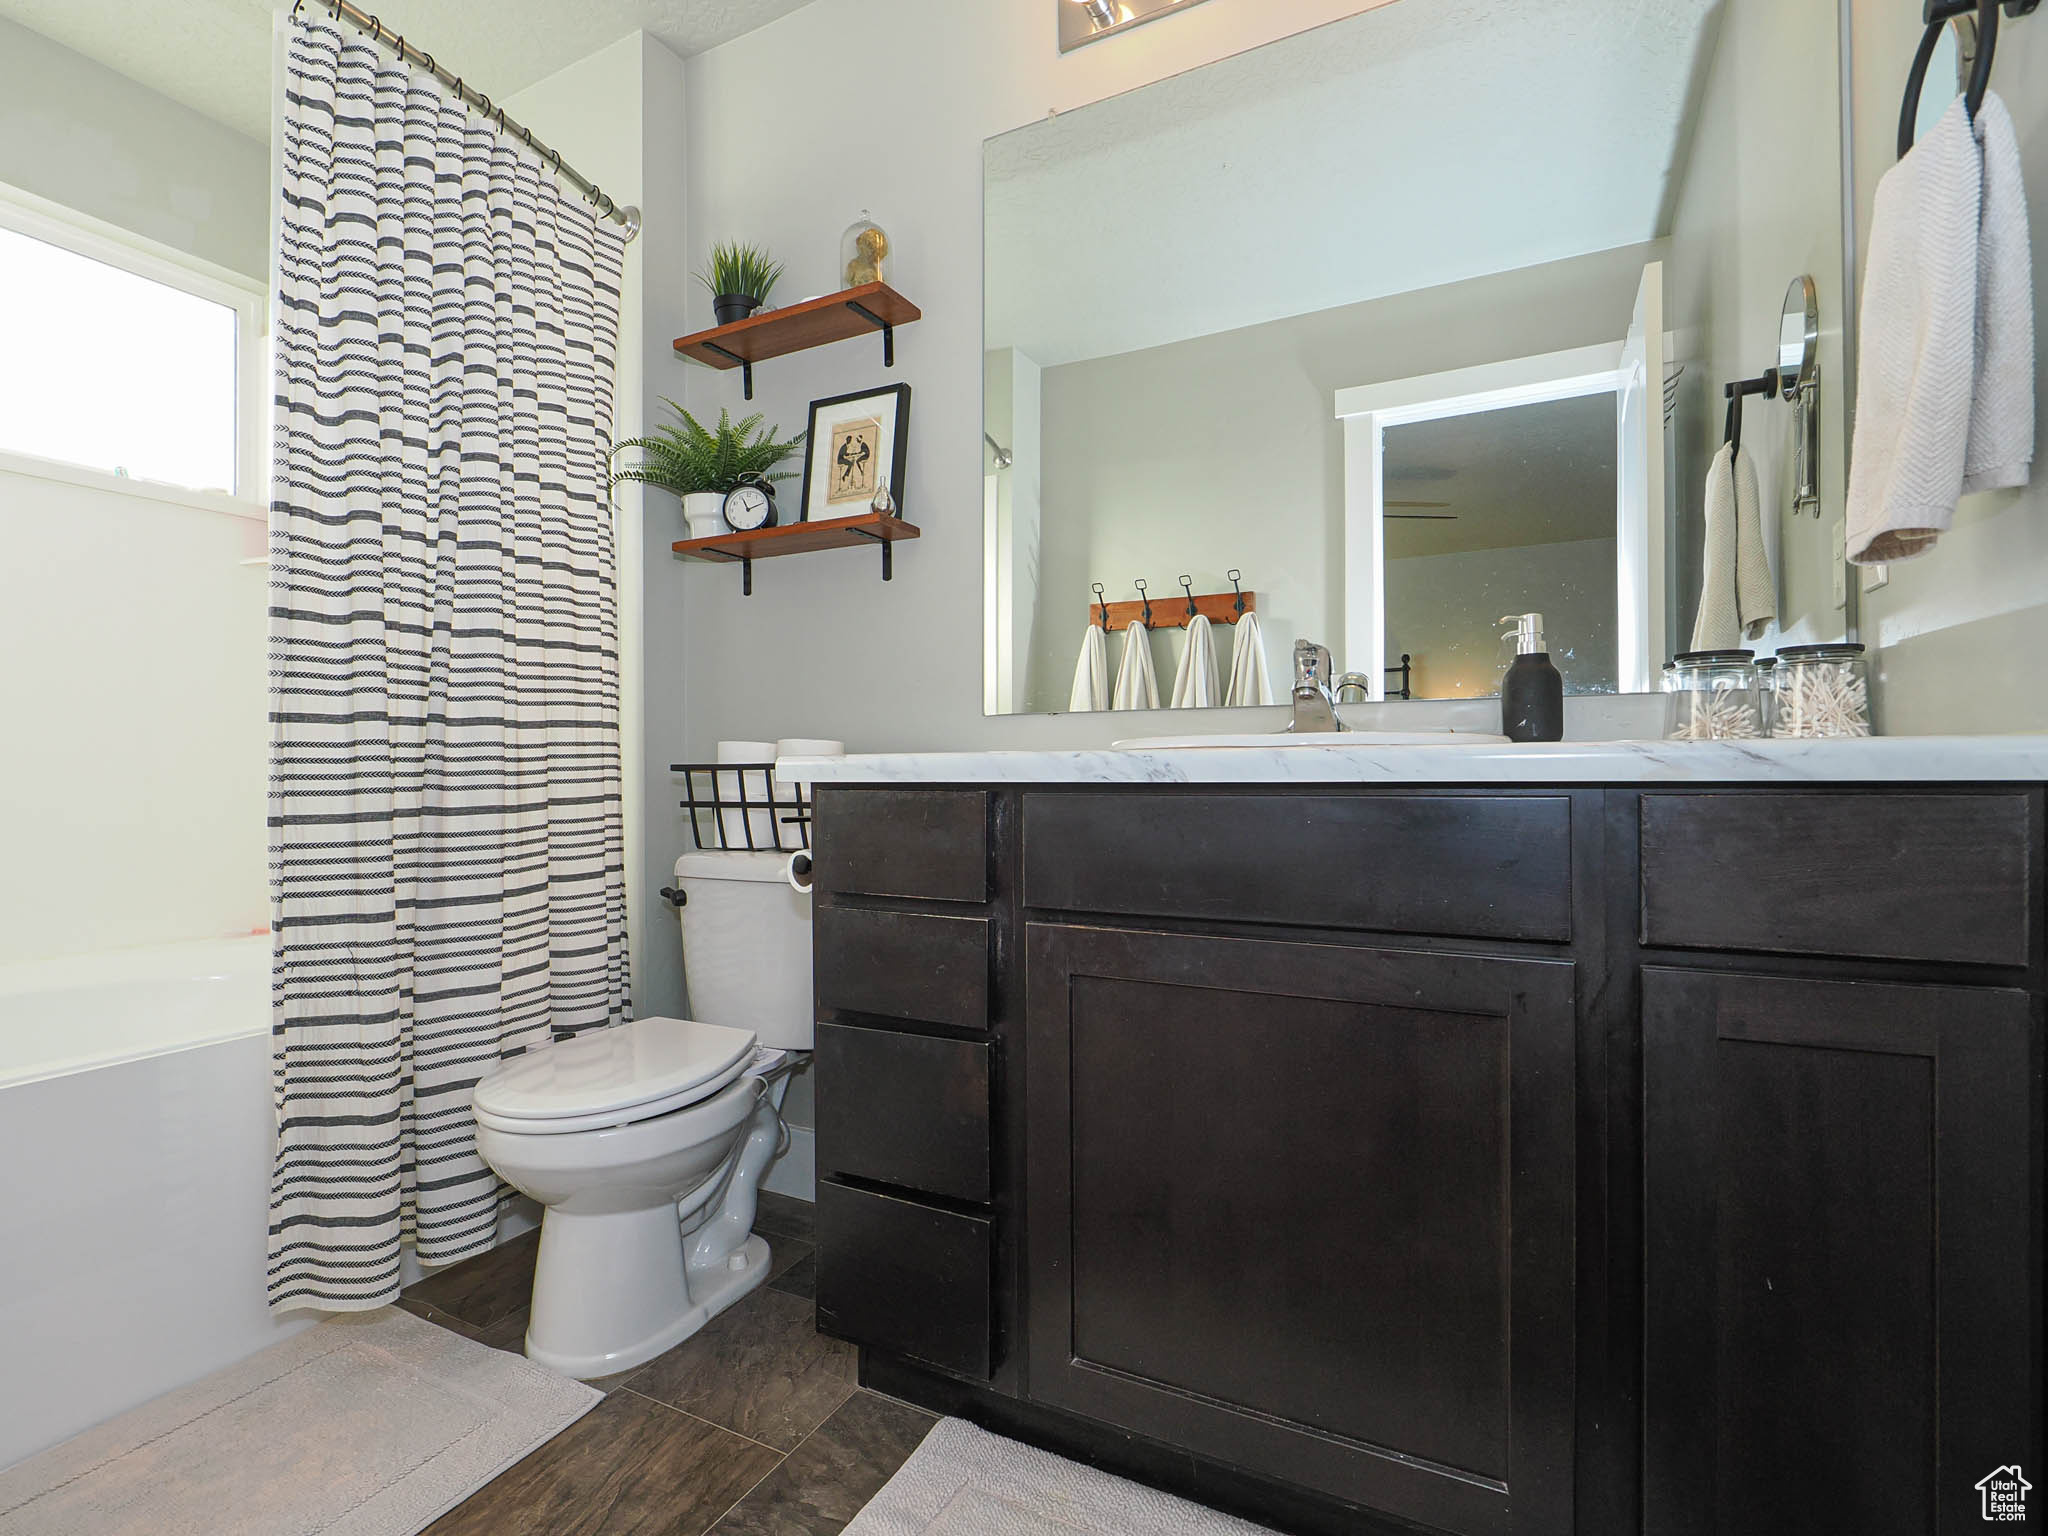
[673,282,921,400]
[1097,591,1256,632]
[673,512,921,595]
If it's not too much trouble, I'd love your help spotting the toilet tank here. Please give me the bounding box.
[674,851,814,1050]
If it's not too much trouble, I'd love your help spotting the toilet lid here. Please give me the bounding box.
[472,1017,759,1127]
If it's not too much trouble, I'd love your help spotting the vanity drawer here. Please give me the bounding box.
[1021,791,1574,943]
[817,1180,993,1380]
[816,1022,990,1203]
[813,789,991,903]
[1639,791,2037,966]
[815,906,991,1028]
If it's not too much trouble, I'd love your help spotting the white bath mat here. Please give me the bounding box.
[0,1306,598,1536]
[843,1417,1281,1536]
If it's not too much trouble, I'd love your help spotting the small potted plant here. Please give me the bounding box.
[698,241,784,327]
[612,400,804,539]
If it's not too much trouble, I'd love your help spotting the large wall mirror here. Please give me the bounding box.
[984,0,1852,716]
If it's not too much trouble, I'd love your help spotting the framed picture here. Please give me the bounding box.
[799,383,911,523]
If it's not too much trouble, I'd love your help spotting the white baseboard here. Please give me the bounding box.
[763,1124,816,1201]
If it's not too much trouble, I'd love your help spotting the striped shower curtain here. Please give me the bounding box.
[266,16,631,1311]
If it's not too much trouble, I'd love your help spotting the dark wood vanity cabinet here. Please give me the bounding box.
[1026,924,1577,1536]
[1641,969,2038,1536]
[810,783,2046,1536]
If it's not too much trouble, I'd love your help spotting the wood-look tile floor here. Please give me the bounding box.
[405,1194,936,1536]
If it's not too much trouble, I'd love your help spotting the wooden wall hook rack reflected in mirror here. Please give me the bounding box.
[1095,590,1256,631]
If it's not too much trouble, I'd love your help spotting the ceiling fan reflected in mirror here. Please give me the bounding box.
[1386,501,1458,520]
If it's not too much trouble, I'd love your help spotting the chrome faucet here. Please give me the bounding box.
[1333,672,1372,705]
[1290,640,1347,733]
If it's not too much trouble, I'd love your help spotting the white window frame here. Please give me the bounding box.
[1334,344,1624,700]
[0,178,266,522]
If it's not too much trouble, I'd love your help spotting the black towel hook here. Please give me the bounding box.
[1134,579,1154,629]
[1899,0,2036,159]
[1179,574,1197,617]
[1228,569,1246,614]
[1091,582,1109,629]
[1723,369,1782,455]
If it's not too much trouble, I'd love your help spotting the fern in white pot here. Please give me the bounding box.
[612,400,804,538]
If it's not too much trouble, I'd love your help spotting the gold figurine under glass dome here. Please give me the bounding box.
[842,211,891,288]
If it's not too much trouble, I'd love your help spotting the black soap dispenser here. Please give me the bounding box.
[1500,613,1563,743]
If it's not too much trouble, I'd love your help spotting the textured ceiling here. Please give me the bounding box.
[0,0,818,141]
[987,0,1725,366]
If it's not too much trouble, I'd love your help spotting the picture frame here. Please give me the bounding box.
[799,383,911,523]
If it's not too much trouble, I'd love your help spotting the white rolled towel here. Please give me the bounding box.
[1846,96,1981,563]
[1966,93,2035,495]
[1170,614,1221,709]
[1224,612,1275,707]
[1691,442,1775,651]
[1112,624,1159,711]
[1068,623,1110,712]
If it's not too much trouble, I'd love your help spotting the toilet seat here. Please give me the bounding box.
[473,1017,759,1136]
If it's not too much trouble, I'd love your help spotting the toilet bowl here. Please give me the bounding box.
[472,849,814,1379]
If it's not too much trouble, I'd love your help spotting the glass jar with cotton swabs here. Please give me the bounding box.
[1768,644,1872,738]
[1665,650,1765,741]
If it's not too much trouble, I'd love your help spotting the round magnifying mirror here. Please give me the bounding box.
[1777,274,1819,400]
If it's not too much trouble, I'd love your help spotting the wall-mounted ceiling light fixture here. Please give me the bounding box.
[1059,0,1215,53]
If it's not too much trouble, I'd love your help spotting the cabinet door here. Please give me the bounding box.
[1025,924,1577,1536]
[1643,968,2041,1536]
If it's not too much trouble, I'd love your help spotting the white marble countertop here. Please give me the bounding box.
[776,735,2048,786]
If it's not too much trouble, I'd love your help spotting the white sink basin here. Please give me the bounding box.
[1114,731,1512,749]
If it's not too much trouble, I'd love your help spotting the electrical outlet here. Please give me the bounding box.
[1831,522,1847,609]
[1861,561,1890,592]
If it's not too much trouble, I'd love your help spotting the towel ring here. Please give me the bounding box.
[1900,0,2000,158]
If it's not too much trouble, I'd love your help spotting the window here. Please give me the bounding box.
[0,187,259,499]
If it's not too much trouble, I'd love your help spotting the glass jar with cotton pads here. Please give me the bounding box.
[1770,645,1872,738]
[1665,651,1764,741]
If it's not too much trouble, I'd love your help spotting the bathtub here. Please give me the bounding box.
[0,936,312,1470]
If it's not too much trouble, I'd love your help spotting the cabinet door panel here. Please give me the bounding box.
[1023,792,1573,942]
[814,906,990,1029]
[1638,792,2036,965]
[816,1180,993,1379]
[1644,968,2041,1536]
[812,788,991,903]
[1026,924,1575,1536]
[815,1022,990,1203]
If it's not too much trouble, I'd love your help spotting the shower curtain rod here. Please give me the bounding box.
[290,0,642,240]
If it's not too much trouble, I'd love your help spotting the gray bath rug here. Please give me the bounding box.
[0,1306,598,1536]
[843,1417,1280,1536]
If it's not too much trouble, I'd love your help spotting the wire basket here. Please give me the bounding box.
[673,761,813,852]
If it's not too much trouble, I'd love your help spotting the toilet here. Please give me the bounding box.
[472,850,813,1379]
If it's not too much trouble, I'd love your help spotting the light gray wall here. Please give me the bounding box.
[1849,0,2048,733]
[676,0,1471,755]
[1663,0,1850,654]
[1025,244,1658,713]
[0,14,269,277]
